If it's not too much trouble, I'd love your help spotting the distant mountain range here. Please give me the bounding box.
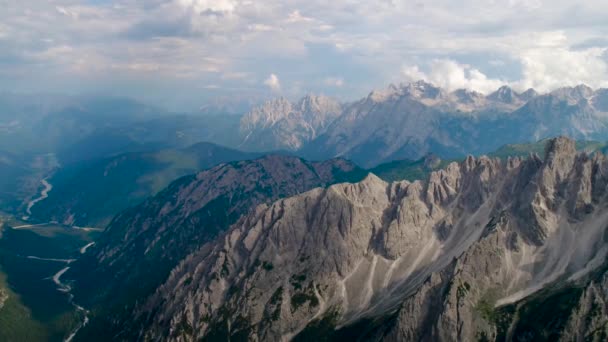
[234,81,608,167]
[302,82,608,167]
[4,82,608,171]
[0,93,241,163]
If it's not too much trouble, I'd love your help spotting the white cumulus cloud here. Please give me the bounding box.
[176,0,236,14]
[402,60,505,94]
[402,33,608,94]
[516,46,608,92]
[324,77,344,87]
[264,73,281,91]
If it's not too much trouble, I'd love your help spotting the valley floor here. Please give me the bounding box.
[0,218,100,341]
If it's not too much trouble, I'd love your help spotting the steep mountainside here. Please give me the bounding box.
[31,143,261,227]
[239,95,341,151]
[65,155,366,340]
[131,137,608,341]
[302,82,608,167]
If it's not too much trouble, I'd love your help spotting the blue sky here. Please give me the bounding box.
[1,0,608,110]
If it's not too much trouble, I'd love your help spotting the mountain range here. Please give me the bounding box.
[60,137,608,341]
[3,82,608,172]
[306,83,608,167]
[31,137,604,229]
[4,83,608,341]
[234,82,608,167]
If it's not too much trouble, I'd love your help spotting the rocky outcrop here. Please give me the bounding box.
[133,137,608,341]
[239,95,341,151]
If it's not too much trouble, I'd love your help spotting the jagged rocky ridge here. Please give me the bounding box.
[136,137,608,341]
[239,95,341,151]
[66,155,366,339]
[301,82,608,167]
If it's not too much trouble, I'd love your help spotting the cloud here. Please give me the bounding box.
[402,60,505,93]
[516,46,608,91]
[55,6,79,19]
[176,0,236,14]
[2,0,608,110]
[287,10,314,23]
[401,31,608,93]
[324,77,344,87]
[264,73,281,91]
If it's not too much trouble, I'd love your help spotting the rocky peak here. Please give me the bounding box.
[574,84,595,98]
[296,94,340,113]
[540,136,578,190]
[368,84,402,102]
[239,95,341,151]
[402,80,445,100]
[295,94,342,127]
[241,97,293,129]
[519,88,539,101]
[551,84,595,103]
[544,136,576,162]
[487,85,517,103]
[451,88,485,104]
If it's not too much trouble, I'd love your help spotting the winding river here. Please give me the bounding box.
[50,242,94,342]
[20,176,93,341]
[23,177,53,220]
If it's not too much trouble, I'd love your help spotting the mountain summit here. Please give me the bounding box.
[239,95,341,151]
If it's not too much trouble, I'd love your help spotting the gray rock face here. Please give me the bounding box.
[136,137,608,341]
[303,82,608,167]
[65,155,365,339]
[239,95,341,151]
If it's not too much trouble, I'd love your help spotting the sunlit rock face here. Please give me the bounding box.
[138,137,608,341]
[302,83,608,168]
[239,95,342,151]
